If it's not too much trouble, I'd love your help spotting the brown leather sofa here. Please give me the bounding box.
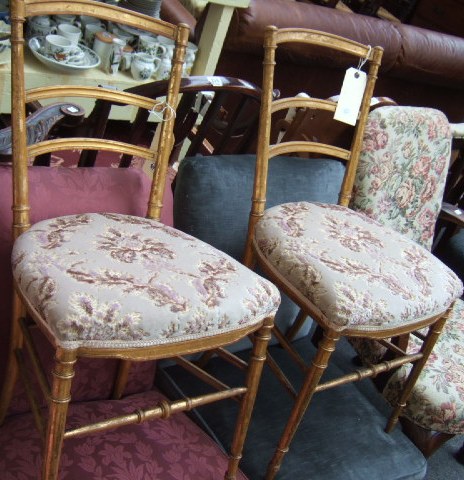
[161,0,464,123]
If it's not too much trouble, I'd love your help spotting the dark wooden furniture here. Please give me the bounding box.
[78,75,265,168]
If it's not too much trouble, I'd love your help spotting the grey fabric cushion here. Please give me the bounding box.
[174,154,345,260]
[173,154,346,343]
[159,337,427,480]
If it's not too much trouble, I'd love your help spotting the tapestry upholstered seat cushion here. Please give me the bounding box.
[254,202,463,331]
[12,212,280,349]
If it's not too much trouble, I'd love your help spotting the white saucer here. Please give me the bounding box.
[29,37,101,73]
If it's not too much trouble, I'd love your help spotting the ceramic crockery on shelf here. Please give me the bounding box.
[130,52,160,81]
[156,35,175,59]
[184,41,198,75]
[0,21,10,65]
[137,34,166,58]
[115,22,146,37]
[84,23,106,48]
[93,31,125,74]
[80,15,105,30]
[0,36,10,65]
[57,23,82,46]
[27,16,57,38]
[153,54,171,81]
[31,15,53,27]
[53,14,77,25]
[110,24,135,47]
[29,36,101,73]
[43,34,84,63]
[120,44,133,71]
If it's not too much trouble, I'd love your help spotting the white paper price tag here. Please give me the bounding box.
[334,67,367,126]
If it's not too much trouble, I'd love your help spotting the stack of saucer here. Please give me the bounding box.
[119,0,161,18]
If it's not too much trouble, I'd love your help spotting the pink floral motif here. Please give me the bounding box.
[395,179,416,209]
[362,120,388,152]
[351,106,452,250]
[383,300,464,434]
[13,212,279,348]
[254,201,462,330]
[0,390,249,479]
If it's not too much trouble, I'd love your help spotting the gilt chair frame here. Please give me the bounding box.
[243,26,455,480]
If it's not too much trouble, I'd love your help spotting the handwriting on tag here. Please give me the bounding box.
[334,67,367,126]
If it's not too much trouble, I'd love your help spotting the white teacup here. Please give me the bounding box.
[57,23,82,46]
[156,36,175,59]
[137,34,166,58]
[44,34,83,63]
[28,17,57,38]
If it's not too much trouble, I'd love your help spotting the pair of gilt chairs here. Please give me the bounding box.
[2,4,462,479]
[0,1,280,479]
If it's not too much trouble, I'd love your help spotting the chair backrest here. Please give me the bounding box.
[77,75,264,168]
[350,106,453,250]
[244,26,383,264]
[10,0,189,239]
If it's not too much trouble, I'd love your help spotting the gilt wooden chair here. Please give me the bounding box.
[243,26,463,479]
[0,1,280,479]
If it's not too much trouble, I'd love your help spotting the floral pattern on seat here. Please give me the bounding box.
[383,299,464,434]
[12,213,280,349]
[0,389,249,480]
[254,202,463,331]
[351,106,452,251]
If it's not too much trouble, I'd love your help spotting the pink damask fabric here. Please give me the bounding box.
[0,389,248,480]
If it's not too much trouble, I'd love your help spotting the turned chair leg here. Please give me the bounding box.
[265,328,340,480]
[226,318,273,479]
[386,314,448,433]
[42,349,77,480]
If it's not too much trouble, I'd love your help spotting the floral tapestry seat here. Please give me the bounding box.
[12,212,278,350]
[254,202,461,334]
[349,106,464,447]
[7,214,279,480]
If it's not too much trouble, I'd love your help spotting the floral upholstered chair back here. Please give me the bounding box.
[351,106,452,250]
[349,106,453,365]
